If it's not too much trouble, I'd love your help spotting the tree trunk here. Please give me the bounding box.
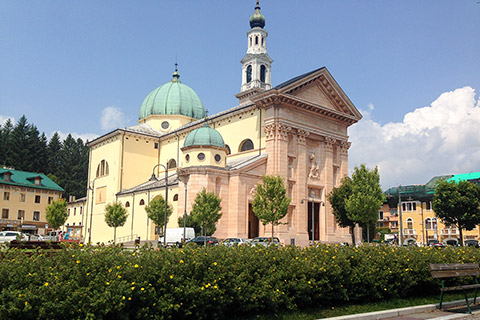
[350,225,356,246]
[271,223,274,239]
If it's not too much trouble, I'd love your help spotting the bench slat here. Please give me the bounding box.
[430,263,479,271]
[431,270,480,278]
[441,284,480,292]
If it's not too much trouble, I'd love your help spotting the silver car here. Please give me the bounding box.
[0,231,29,243]
[221,237,249,246]
[252,237,280,247]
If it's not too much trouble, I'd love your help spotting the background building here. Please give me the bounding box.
[380,172,480,245]
[82,2,362,246]
[0,168,63,235]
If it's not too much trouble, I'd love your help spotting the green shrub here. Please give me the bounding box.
[0,243,478,319]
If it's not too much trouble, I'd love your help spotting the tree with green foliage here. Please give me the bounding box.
[327,176,356,244]
[45,199,68,230]
[191,188,222,237]
[145,195,173,236]
[47,132,63,175]
[178,214,201,236]
[0,118,14,166]
[252,175,291,238]
[345,164,385,243]
[327,164,384,244]
[104,202,128,244]
[433,180,480,246]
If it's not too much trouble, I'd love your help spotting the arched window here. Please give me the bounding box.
[167,159,177,169]
[96,160,109,177]
[139,199,145,206]
[260,65,266,83]
[425,218,432,230]
[225,144,231,155]
[406,218,413,229]
[249,37,252,47]
[255,36,258,45]
[125,201,130,208]
[431,217,437,230]
[261,37,264,47]
[173,194,178,201]
[239,139,254,152]
[246,65,252,83]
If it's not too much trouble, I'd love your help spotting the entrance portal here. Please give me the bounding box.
[248,203,259,239]
[307,202,320,241]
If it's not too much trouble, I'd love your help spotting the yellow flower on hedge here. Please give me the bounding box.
[86,273,90,276]
[72,254,75,258]
[108,269,112,272]
[128,297,131,301]
[117,266,121,269]
[170,275,174,279]
[122,296,126,300]
[18,294,22,297]
[134,264,139,268]
[180,260,184,263]
[44,282,49,286]
[131,287,135,290]
[131,282,135,285]
[25,301,28,306]
[79,243,83,247]
[201,287,204,291]
[141,287,145,291]
[76,260,80,264]
[213,262,217,266]
[106,282,110,285]
[118,275,121,279]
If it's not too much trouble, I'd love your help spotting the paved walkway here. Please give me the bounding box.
[323,300,480,320]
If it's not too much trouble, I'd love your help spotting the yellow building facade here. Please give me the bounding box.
[0,168,63,235]
[81,2,362,246]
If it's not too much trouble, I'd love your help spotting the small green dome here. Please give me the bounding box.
[184,123,225,148]
[139,71,206,120]
[249,1,265,29]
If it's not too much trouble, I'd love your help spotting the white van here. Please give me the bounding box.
[159,228,195,247]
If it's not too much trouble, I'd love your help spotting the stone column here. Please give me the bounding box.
[323,136,336,241]
[263,124,276,175]
[275,123,291,179]
[295,129,310,245]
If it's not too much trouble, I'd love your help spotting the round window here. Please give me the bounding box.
[197,153,205,161]
[214,154,221,162]
[161,121,169,130]
[185,154,190,162]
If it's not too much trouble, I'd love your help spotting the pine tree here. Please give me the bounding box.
[47,132,63,176]
[0,119,14,166]
[9,115,30,170]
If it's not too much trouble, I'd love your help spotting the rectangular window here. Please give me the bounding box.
[426,201,432,210]
[390,208,397,216]
[35,195,41,203]
[48,196,53,204]
[96,186,107,204]
[2,209,9,219]
[80,207,83,215]
[18,210,25,220]
[20,193,26,202]
[391,221,398,228]
[33,211,40,221]
[154,142,159,149]
[378,211,384,220]
[68,209,70,216]
[74,208,76,216]
[412,202,416,211]
[3,192,9,201]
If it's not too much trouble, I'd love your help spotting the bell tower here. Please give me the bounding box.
[236,1,273,102]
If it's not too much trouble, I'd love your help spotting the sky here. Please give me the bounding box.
[1,1,479,189]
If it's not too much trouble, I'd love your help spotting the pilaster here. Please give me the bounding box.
[323,136,336,240]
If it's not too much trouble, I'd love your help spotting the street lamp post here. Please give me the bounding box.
[88,179,96,243]
[150,163,168,247]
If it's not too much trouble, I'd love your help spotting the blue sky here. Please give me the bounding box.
[1,1,479,188]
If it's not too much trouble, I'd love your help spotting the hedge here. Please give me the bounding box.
[0,243,478,319]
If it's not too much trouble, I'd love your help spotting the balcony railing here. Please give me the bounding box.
[440,229,458,236]
[404,229,417,235]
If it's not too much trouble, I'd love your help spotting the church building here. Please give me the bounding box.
[82,1,362,246]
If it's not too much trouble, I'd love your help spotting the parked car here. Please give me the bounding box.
[0,231,29,243]
[465,239,479,248]
[43,231,59,241]
[187,236,218,246]
[252,236,280,247]
[221,237,249,246]
[28,234,44,241]
[429,240,445,248]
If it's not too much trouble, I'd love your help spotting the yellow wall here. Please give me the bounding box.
[65,199,86,240]
[0,183,62,235]
[141,114,195,133]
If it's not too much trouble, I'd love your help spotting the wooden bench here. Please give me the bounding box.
[430,263,480,313]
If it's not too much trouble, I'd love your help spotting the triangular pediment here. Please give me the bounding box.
[273,67,362,121]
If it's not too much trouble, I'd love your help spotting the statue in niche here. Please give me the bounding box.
[308,152,320,179]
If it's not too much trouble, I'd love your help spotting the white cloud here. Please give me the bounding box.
[349,86,480,189]
[52,131,99,143]
[0,115,15,126]
[100,106,126,131]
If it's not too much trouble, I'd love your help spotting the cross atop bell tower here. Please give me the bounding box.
[236,1,273,103]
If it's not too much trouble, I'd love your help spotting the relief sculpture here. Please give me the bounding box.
[308,152,320,179]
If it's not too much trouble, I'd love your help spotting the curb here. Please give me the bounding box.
[321,298,478,320]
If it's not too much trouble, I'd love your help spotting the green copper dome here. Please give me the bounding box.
[184,123,225,148]
[249,1,265,29]
[139,71,206,120]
